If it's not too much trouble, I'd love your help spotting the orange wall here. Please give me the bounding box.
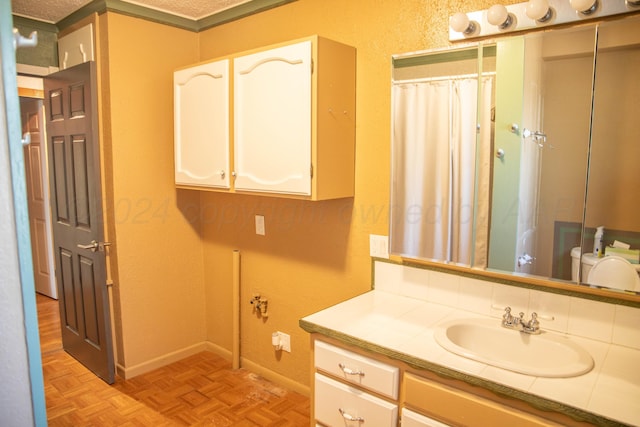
[97,0,524,389]
[196,0,518,391]
[101,13,206,370]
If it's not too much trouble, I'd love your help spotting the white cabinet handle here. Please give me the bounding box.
[338,363,365,377]
[339,408,364,422]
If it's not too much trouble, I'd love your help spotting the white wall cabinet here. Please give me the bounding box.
[174,59,230,188]
[174,36,356,200]
[57,24,94,70]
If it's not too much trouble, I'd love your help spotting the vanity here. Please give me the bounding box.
[300,260,640,426]
[298,3,640,426]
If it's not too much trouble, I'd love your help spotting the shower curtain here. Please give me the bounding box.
[391,77,493,266]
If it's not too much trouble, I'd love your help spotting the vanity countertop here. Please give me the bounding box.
[300,290,640,426]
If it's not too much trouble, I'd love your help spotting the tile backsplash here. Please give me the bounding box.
[374,261,640,350]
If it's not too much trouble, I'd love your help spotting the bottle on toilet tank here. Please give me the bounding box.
[593,226,604,257]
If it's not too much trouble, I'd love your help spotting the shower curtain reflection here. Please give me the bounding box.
[390,76,493,266]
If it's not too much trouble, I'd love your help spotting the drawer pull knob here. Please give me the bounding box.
[339,408,364,422]
[338,363,365,377]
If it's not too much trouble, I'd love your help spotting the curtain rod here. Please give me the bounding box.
[393,71,495,85]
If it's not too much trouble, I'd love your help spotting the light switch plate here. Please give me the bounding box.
[255,215,265,236]
[370,234,389,259]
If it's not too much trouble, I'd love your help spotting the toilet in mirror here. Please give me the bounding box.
[571,247,640,291]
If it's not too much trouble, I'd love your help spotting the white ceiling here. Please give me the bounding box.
[11,0,253,23]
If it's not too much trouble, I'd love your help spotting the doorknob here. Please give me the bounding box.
[77,240,112,252]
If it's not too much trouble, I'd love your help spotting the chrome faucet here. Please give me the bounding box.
[517,253,534,267]
[501,307,540,335]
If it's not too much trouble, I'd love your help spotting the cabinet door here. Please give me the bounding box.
[58,24,94,70]
[174,59,230,188]
[404,373,555,427]
[234,41,312,195]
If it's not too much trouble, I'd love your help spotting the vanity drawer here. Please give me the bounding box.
[404,373,558,427]
[315,373,398,427]
[315,340,399,399]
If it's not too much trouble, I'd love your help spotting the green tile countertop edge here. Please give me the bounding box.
[299,318,630,427]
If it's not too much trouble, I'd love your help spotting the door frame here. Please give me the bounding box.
[1,6,47,424]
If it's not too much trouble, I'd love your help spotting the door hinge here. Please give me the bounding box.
[310,164,313,178]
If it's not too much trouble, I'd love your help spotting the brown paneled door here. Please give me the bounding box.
[44,61,114,384]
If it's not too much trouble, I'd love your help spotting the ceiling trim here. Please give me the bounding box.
[52,0,297,33]
[57,0,196,31]
[197,0,297,31]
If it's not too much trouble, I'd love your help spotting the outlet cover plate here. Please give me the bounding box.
[278,331,291,352]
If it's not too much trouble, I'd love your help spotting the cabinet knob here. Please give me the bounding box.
[219,170,226,179]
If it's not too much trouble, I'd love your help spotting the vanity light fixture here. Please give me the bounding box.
[450,12,477,35]
[570,0,598,14]
[450,0,637,41]
[487,4,513,29]
[526,0,553,22]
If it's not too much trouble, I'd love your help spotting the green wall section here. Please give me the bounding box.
[13,16,58,68]
[488,36,525,272]
[13,0,297,69]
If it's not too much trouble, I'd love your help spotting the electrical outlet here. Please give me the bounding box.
[278,331,291,352]
[255,215,265,235]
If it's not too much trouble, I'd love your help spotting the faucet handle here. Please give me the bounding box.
[524,312,540,334]
[502,306,512,322]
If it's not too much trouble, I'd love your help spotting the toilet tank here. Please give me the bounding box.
[570,247,597,282]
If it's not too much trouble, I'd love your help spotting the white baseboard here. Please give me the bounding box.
[116,341,209,379]
[115,341,310,398]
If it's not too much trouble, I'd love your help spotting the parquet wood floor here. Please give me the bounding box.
[36,294,310,426]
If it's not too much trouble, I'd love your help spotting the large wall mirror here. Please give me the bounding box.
[390,13,640,296]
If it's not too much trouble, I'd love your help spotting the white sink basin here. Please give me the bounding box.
[434,318,594,378]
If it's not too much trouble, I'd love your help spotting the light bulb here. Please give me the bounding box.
[526,0,553,22]
[450,12,475,34]
[487,4,512,29]
[570,0,598,14]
